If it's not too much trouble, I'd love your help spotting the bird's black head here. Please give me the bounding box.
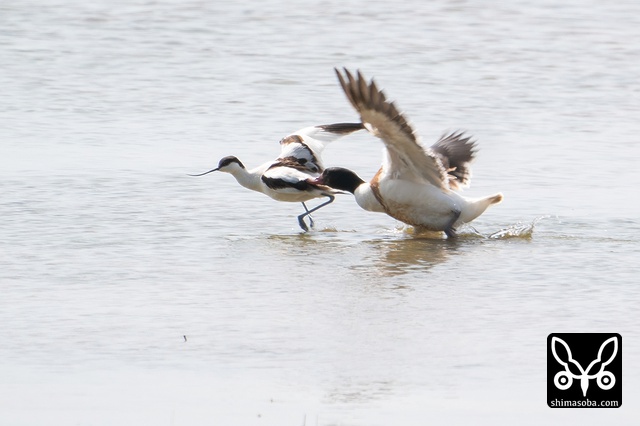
[217,156,245,170]
[315,167,365,194]
[188,156,245,177]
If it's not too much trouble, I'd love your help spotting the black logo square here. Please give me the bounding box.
[547,333,622,408]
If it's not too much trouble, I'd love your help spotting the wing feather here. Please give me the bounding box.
[431,131,477,190]
[261,165,339,195]
[335,68,449,190]
[277,122,363,173]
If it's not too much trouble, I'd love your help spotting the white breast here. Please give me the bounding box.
[354,184,386,213]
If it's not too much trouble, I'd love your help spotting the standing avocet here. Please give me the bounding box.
[314,69,502,237]
[190,122,363,231]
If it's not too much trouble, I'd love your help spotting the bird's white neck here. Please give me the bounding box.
[228,167,263,193]
[354,184,386,213]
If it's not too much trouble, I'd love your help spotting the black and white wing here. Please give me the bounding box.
[335,68,450,190]
[277,122,364,173]
[260,160,340,196]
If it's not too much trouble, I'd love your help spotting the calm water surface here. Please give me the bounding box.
[1,0,639,424]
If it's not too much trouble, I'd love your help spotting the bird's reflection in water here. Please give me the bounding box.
[260,225,490,279]
[351,227,484,278]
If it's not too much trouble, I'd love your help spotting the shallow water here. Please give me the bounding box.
[1,0,640,424]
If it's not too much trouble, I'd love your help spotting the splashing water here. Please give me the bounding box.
[391,218,543,240]
[486,216,547,239]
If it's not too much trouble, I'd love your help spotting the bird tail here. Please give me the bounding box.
[488,193,503,205]
[460,192,503,223]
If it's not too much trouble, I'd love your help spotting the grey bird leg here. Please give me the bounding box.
[444,209,462,238]
[297,195,336,232]
[299,202,314,231]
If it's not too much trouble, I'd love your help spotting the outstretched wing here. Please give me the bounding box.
[335,68,449,190]
[431,131,477,190]
[277,122,364,173]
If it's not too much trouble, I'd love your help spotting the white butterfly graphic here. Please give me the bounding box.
[551,336,618,397]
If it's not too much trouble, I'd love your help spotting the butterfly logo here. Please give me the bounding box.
[551,336,618,397]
